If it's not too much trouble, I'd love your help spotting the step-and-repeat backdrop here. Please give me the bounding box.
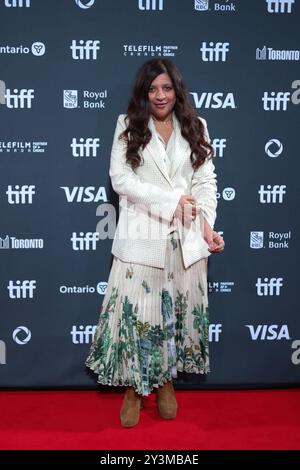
[1,0,299,389]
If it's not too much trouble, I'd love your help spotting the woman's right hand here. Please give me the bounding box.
[175,195,197,226]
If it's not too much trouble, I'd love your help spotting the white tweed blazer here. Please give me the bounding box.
[109,113,217,269]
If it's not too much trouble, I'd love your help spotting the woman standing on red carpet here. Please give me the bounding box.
[85,59,224,427]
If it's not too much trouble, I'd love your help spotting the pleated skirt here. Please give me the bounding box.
[85,231,210,396]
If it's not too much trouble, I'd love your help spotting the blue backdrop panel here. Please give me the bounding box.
[0,0,299,388]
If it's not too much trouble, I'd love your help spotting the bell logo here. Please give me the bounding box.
[75,0,95,8]
[12,326,32,345]
[265,139,283,158]
[246,324,290,340]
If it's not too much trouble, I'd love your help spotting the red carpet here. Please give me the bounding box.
[0,389,299,450]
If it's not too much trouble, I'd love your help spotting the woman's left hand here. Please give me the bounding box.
[203,219,225,254]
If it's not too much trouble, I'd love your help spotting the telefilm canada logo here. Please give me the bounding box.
[0,140,48,153]
[123,44,178,57]
[63,89,108,109]
[209,281,234,293]
[0,42,45,56]
[194,0,236,12]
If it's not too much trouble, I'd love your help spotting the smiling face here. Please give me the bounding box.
[148,73,176,121]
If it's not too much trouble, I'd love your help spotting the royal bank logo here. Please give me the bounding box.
[190,91,236,109]
[63,89,107,109]
[200,42,230,61]
[195,0,236,12]
[265,139,283,158]
[266,0,295,13]
[123,44,178,57]
[0,141,48,153]
[250,231,291,249]
[138,0,164,10]
[0,235,44,249]
[0,42,46,56]
[250,231,264,249]
[71,138,100,157]
[4,0,31,7]
[212,138,227,157]
[256,46,300,61]
[75,0,95,8]
[64,90,78,108]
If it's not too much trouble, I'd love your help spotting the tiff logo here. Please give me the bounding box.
[258,184,286,203]
[71,138,100,157]
[4,0,30,6]
[256,277,283,296]
[262,91,290,110]
[71,232,99,250]
[71,325,97,344]
[6,185,35,204]
[212,138,227,157]
[138,0,164,10]
[200,42,230,61]
[266,0,295,13]
[2,88,34,109]
[209,324,222,342]
[70,40,100,60]
[7,280,37,299]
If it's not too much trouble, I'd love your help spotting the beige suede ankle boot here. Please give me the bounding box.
[120,387,143,427]
[157,381,177,419]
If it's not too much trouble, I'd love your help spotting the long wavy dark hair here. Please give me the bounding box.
[120,59,213,170]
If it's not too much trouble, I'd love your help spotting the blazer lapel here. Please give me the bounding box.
[147,117,173,186]
[169,114,190,180]
[146,114,191,186]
